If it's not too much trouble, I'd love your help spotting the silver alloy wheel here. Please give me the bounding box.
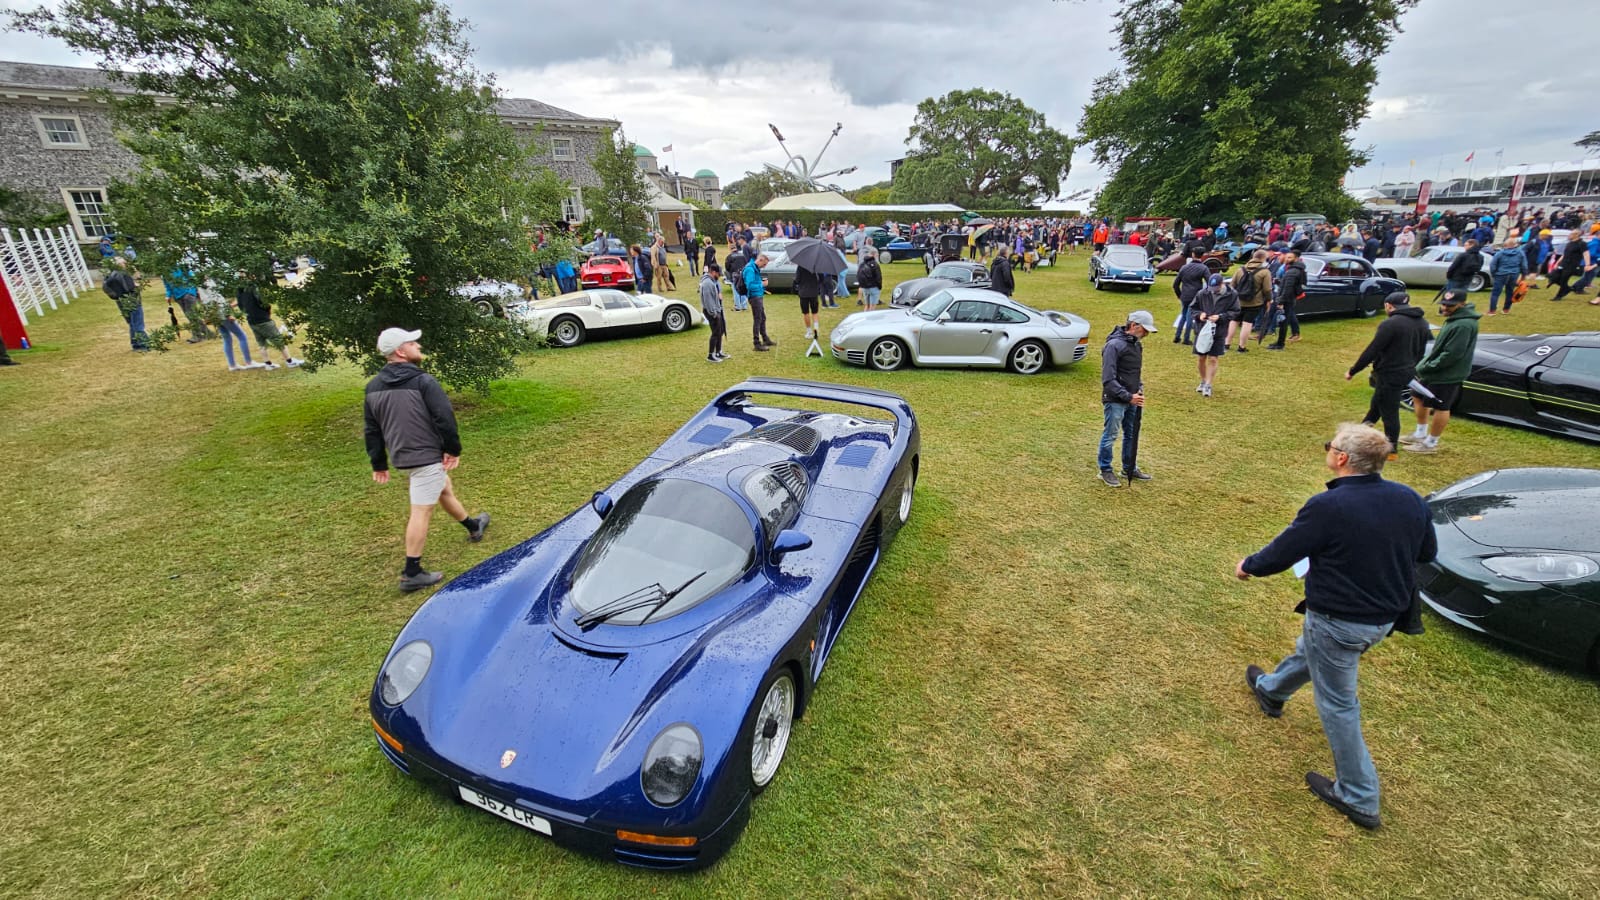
[869,338,904,371]
[1010,341,1047,374]
[663,307,688,332]
[1094,274,1103,290]
[474,298,496,318]
[1469,271,1488,292]
[898,473,914,522]
[750,673,794,789]
[552,318,583,346]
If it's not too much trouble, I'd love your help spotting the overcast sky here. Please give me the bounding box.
[2,0,1592,198]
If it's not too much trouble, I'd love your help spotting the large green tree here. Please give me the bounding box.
[1079,0,1415,222]
[16,0,570,389]
[721,168,812,210]
[893,89,1073,207]
[588,130,655,244]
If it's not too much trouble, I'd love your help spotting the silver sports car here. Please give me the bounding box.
[1373,245,1493,292]
[829,287,1091,374]
[760,251,860,293]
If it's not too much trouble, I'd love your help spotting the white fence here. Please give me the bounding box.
[1,226,96,325]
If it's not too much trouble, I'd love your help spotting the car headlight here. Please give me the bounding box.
[892,285,903,299]
[641,723,702,807]
[1431,471,1496,500]
[1481,554,1598,583]
[379,640,432,706]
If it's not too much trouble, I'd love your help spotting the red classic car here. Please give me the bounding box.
[579,255,635,289]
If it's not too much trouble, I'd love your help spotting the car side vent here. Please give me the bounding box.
[836,445,876,469]
[766,461,810,503]
[743,421,822,455]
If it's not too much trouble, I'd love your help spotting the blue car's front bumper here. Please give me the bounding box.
[375,731,752,871]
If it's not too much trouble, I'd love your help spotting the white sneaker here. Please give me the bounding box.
[228,365,241,372]
[1203,384,1213,398]
[286,358,304,368]
[1399,432,1427,446]
[244,361,268,369]
[1196,382,1205,393]
[262,361,280,370]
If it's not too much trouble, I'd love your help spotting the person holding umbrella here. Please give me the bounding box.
[782,237,849,341]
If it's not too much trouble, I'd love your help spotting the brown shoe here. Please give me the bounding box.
[1288,334,1302,343]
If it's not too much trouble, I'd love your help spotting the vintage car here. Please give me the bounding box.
[1290,254,1407,318]
[1373,245,1493,292]
[578,255,636,290]
[830,287,1091,374]
[889,260,990,307]
[580,237,629,258]
[1089,245,1157,291]
[844,226,893,251]
[370,378,920,869]
[760,251,860,294]
[881,232,931,263]
[1417,468,1600,671]
[1155,248,1230,274]
[509,288,701,347]
[758,237,794,259]
[454,279,524,318]
[1446,331,1600,443]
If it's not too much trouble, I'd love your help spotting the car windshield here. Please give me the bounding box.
[569,479,755,625]
[930,264,973,282]
[1105,248,1147,267]
[914,290,955,320]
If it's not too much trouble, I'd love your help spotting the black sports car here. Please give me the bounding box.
[1293,254,1406,318]
[1417,468,1600,671]
[889,261,990,308]
[1455,331,1600,443]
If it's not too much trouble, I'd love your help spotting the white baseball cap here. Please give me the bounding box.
[1127,310,1158,332]
[377,327,422,355]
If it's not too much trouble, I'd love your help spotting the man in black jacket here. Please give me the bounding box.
[990,252,1015,296]
[1443,239,1482,294]
[1237,423,1436,830]
[1172,250,1210,344]
[1266,251,1308,350]
[1098,310,1156,487]
[365,328,490,591]
[102,258,149,352]
[1346,290,1430,455]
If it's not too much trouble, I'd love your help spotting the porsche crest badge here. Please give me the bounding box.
[500,749,516,769]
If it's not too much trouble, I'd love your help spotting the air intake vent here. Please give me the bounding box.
[836,445,876,469]
[765,461,810,503]
[689,424,733,445]
[742,420,822,455]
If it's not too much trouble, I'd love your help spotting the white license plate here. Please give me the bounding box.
[459,786,552,835]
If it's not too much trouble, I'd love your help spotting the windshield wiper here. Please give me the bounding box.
[573,571,706,630]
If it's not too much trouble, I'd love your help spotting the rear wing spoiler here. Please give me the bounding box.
[713,377,916,436]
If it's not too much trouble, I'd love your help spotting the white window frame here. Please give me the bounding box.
[35,114,90,149]
[551,137,575,161]
[61,187,114,240]
[560,188,583,223]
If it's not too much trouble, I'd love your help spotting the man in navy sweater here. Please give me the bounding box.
[1235,423,1436,830]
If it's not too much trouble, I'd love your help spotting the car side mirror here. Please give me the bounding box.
[591,491,614,519]
[936,312,951,323]
[770,529,812,563]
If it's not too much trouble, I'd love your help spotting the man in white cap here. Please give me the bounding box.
[1098,310,1155,487]
[364,328,490,591]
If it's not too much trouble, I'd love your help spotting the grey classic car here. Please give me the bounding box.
[829,287,1091,375]
[1373,245,1493,292]
[760,251,860,293]
[889,260,991,307]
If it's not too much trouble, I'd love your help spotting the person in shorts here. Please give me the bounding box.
[1402,291,1481,455]
[236,274,302,369]
[364,328,490,591]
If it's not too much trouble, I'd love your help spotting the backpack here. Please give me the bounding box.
[1233,267,1258,302]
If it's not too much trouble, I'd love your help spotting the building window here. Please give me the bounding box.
[561,189,583,223]
[551,137,574,161]
[62,188,114,239]
[35,114,89,149]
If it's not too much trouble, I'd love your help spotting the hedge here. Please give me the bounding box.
[689,208,1083,239]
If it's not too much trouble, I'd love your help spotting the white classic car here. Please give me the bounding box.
[1372,245,1493,292]
[508,289,702,347]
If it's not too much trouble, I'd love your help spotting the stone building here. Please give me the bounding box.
[630,145,721,208]
[0,60,620,240]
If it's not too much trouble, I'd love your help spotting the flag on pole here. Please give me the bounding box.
[1465,151,1475,163]
[662,144,673,153]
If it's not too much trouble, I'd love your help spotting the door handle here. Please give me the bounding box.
[980,329,992,334]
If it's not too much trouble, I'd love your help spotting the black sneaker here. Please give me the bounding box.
[1236,346,1249,353]
[1306,771,1381,830]
[1265,344,1285,351]
[753,344,770,352]
[1099,469,1121,487]
[1123,468,1152,482]
[399,570,444,592]
[466,512,490,543]
[1245,664,1284,718]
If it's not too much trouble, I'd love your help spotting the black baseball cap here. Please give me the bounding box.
[1384,290,1410,306]
[1439,291,1467,306]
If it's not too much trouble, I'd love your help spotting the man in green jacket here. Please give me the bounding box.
[1402,291,1481,455]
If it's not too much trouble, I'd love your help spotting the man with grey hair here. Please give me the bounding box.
[1098,310,1156,487]
[1236,422,1436,831]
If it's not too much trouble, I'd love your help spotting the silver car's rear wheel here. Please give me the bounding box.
[868,337,907,371]
[748,671,794,792]
[550,316,585,347]
[662,305,690,333]
[1008,340,1048,375]
[1468,271,1488,292]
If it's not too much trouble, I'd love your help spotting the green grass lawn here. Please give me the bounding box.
[3,252,1600,897]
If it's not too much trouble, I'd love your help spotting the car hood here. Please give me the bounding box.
[1431,468,1600,552]
[896,276,957,295]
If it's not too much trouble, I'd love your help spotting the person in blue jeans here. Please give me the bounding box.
[102,258,149,351]
[1237,423,1437,830]
[1487,237,1529,314]
[204,286,264,370]
[1097,310,1156,487]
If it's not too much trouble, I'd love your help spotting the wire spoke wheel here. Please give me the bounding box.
[749,673,794,790]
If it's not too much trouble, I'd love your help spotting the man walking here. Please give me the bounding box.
[858,247,883,309]
[1443,238,1481,296]
[1098,310,1156,487]
[1190,273,1238,396]
[699,263,727,363]
[1239,423,1436,830]
[725,242,748,312]
[990,251,1015,297]
[795,264,822,340]
[1402,291,1481,454]
[744,253,775,351]
[364,328,490,592]
[1173,250,1209,344]
[1346,290,1430,456]
[1228,250,1272,351]
[1487,237,1528,315]
[102,258,150,352]
[1266,250,1308,350]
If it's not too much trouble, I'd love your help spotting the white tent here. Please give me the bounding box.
[761,191,854,210]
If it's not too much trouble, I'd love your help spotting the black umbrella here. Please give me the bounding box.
[965,217,993,226]
[783,237,848,274]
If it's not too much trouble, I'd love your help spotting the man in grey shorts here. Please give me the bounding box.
[364,328,490,591]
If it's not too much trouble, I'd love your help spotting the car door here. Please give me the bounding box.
[917,299,1001,361]
[1300,258,1361,315]
[595,290,643,330]
[1528,345,1600,435]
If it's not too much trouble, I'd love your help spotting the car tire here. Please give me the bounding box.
[1007,340,1049,375]
[1093,274,1104,291]
[1378,269,1397,280]
[1140,285,1151,292]
[473,298,498,318]
[1469,271,1488,292]
[549,316,585,347]
[897,465,916,524]
[867,337,907,371]
[1359,294,1381,318]
[662,305,690,333]
[745,668,796,795]
[1205,258,1224,273]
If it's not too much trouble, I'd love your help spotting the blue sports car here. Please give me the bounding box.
[1089,244,1156,291]
[370,378,920,870]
